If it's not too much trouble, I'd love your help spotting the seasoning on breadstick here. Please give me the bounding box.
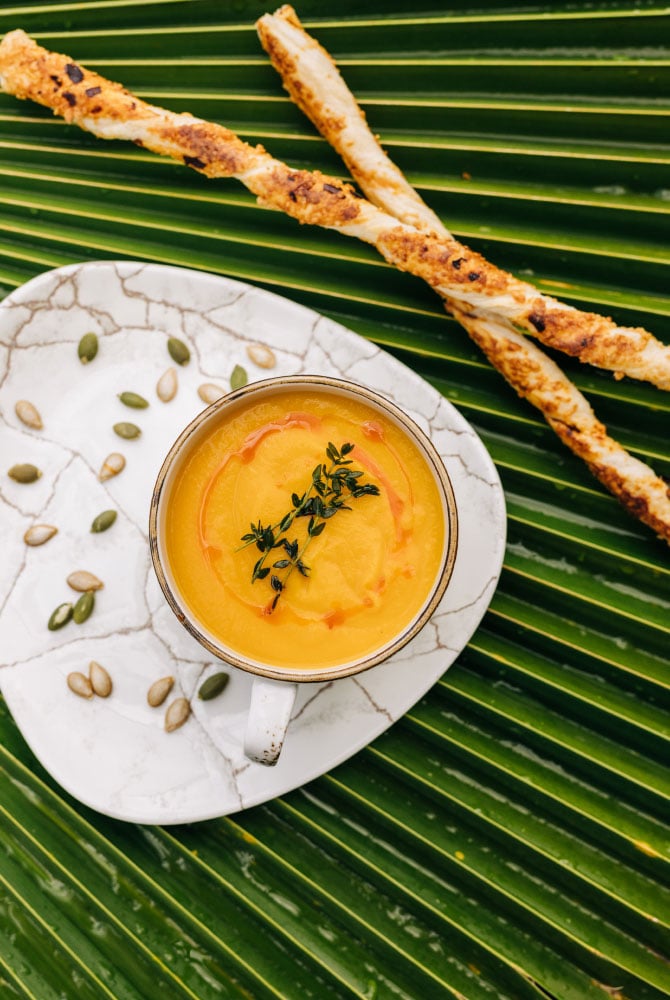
[254,5,670,544]
[1,27,669,391]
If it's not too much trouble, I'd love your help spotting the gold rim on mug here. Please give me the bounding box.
[149,375,459,683]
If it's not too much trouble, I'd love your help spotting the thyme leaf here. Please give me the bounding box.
[237,442,379,611]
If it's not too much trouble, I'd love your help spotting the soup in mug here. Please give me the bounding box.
[162,384,452,671]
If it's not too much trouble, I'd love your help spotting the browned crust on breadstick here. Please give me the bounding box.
[0,29,365,230]
[0,30,255,176]
[0,28,350,234]
[378,225,652,367]
[454,307,670,543]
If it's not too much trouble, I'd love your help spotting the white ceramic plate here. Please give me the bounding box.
[0,261,506,824]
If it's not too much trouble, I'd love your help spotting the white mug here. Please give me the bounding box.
[150,375,458,765]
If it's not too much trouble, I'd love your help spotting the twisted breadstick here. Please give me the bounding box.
[259,7,670,392]
[456,311,670,545]
[255,5,670,545]
[1,27,669,390]
[2,25,670,541]
[259,5,448,237]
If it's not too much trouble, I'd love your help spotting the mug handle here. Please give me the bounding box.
[244,677,298,765]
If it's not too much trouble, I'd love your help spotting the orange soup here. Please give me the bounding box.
[163,386,450,670]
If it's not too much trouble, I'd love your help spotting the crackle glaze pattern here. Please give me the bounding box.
[0,261,506,824]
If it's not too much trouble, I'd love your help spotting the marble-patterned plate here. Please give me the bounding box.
[0,261,506,824]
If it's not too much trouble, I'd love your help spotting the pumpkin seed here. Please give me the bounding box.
[78,332,98,364]
[48,602,73,630]
[197,383,225,405]
[89,660,112,698]
[24,523,58,546]
[246,343,276,369]
[72,590,95,624]
[67,671,93,698]
[118,391,149,409]
[197,671,229,701]
[147,675,174,708]
[156,367,178,402]
[230,364,248,390]
[15,399,43,430]
[67,570,104,592]
[98,452,125,481]
[113,421,141,440]
[8,463,41,484]
[91,509,117,533]
[167,337,190,366]
[165,697,190,732]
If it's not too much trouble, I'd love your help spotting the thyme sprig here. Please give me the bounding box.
[238,441,380,611]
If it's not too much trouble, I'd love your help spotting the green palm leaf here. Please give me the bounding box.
[1,2,669,998]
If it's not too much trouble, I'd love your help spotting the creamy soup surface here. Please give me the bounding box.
[165,388,447,669]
